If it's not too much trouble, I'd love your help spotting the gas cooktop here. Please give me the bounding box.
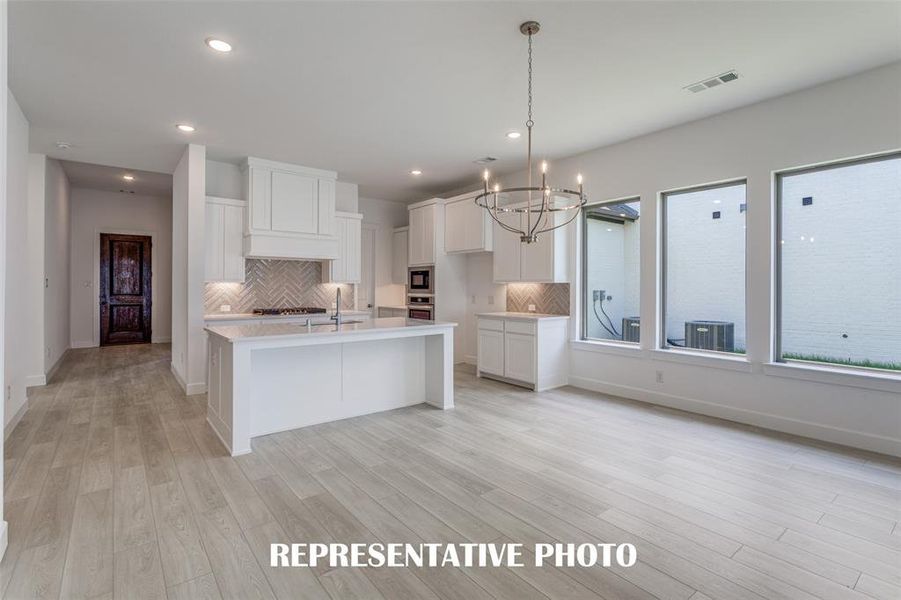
[252,307,327,316]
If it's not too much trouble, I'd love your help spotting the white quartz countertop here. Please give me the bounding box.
[204,310,370,322]
[205,317,456,343]
[476,312,570,321]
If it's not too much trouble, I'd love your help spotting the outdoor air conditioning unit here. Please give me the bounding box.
[685,321,734,352]
[622,317,640,343]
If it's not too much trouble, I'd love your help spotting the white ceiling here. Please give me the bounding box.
[10,1,901,201]
[59,160,173,197]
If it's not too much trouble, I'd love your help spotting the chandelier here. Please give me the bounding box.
[475,21,587,244]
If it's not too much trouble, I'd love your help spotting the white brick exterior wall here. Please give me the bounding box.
[585,157,899,365]
[780,157,900,364]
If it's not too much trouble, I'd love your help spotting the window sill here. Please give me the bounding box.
[571,339,643,356]
[650,348,753,372]
[763,362,901,393]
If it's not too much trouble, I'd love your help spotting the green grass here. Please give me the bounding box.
[782,353,901,372]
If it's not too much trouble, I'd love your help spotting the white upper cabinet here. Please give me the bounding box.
[492,203,570,283]
[242,157,339,260]
[392,226,408,285]
[444,190,493,254]
[408,201,438,266]
[205,196,246,283]
[322,212,362,283]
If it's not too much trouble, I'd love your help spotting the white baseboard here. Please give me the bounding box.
[5,400,28,440]
[25,374,46,388]
[186,382,207,396]
[70,340,96,349]
[568,375,901,458]
[0,520,8,563]
[44,349,69,385]
[170,362,188,392]
[170,362,206,396]
[152,336,172,344]
[463,354,477,365]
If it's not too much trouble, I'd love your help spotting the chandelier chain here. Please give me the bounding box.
[526,32,534,128]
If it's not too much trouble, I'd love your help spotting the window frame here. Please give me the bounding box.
[580,196,641,346]
[774,150,901,373]
[659,178,749,356]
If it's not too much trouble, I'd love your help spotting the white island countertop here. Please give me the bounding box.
[204,310,371,322]
[205,317,455,343]
[476,312,570,321]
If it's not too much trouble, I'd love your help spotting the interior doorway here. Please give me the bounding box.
[99,233,152,345]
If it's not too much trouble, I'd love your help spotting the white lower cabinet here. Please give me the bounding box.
[476,325,505,376]
[476,314,568,391]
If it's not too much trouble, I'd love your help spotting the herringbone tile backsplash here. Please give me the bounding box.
[204,259,355,315]
[506,283,570,315]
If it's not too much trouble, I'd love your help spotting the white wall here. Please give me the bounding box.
[537,61,901,456]
[462,252,506,363]
[2,0,10,554]
[4,90,34,428]
[359,196,407,308]
[483,62,901,455]
[69,187,171,348]
[43,158,70,372]
[171,144,206,394]
[336,181,360,213]
[205,159,242,200]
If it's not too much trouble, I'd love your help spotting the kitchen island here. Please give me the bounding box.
[205,317,456,455]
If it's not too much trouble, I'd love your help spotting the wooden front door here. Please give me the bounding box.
[100,233,152,345]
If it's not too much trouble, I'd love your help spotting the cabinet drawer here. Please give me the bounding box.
[505,320,536,335]
[477,318,505,332]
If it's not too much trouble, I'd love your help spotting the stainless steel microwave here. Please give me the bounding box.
[408,267,434,294]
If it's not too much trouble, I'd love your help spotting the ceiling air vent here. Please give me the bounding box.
[684,70,739,94]
[473,156,498,165]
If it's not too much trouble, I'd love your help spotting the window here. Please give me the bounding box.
[661,181,746,355]
[777,153,900,372]
[582,198,641,343]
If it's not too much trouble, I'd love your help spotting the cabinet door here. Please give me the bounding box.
[492,211,522,282]
[271,171,318,234]
[408,208,422,265]
[343,217,362,283]
[520,217,555,282]
[392,229,408,284]
[204,203,223,281]
[331,218,347,282]
[504,332,536,383]
[477,329,504,376]
[249,167,272,231]
[444,199,466,253]
[318,179,336,236]
[222,204,245,282]
[420,204,436,264]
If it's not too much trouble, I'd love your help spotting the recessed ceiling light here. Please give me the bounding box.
[410,170,422,176]
[176,124,196,132]
[506,131,521,139]
[123,174,135,181]
[205,38,232,53]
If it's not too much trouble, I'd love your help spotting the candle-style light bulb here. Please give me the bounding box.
[576,173,583,185]
[483,169,490,181]
[541,161,547,174]
[494,183,500,193]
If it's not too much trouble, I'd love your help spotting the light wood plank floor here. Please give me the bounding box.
[2,344,899,600]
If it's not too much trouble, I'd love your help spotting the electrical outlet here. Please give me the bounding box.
[220,304,232,313]
[527,304,536,312]
[6,385,10,401]
[46,347,51,358]
[655,370,664,383]
[471,295,476,304]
